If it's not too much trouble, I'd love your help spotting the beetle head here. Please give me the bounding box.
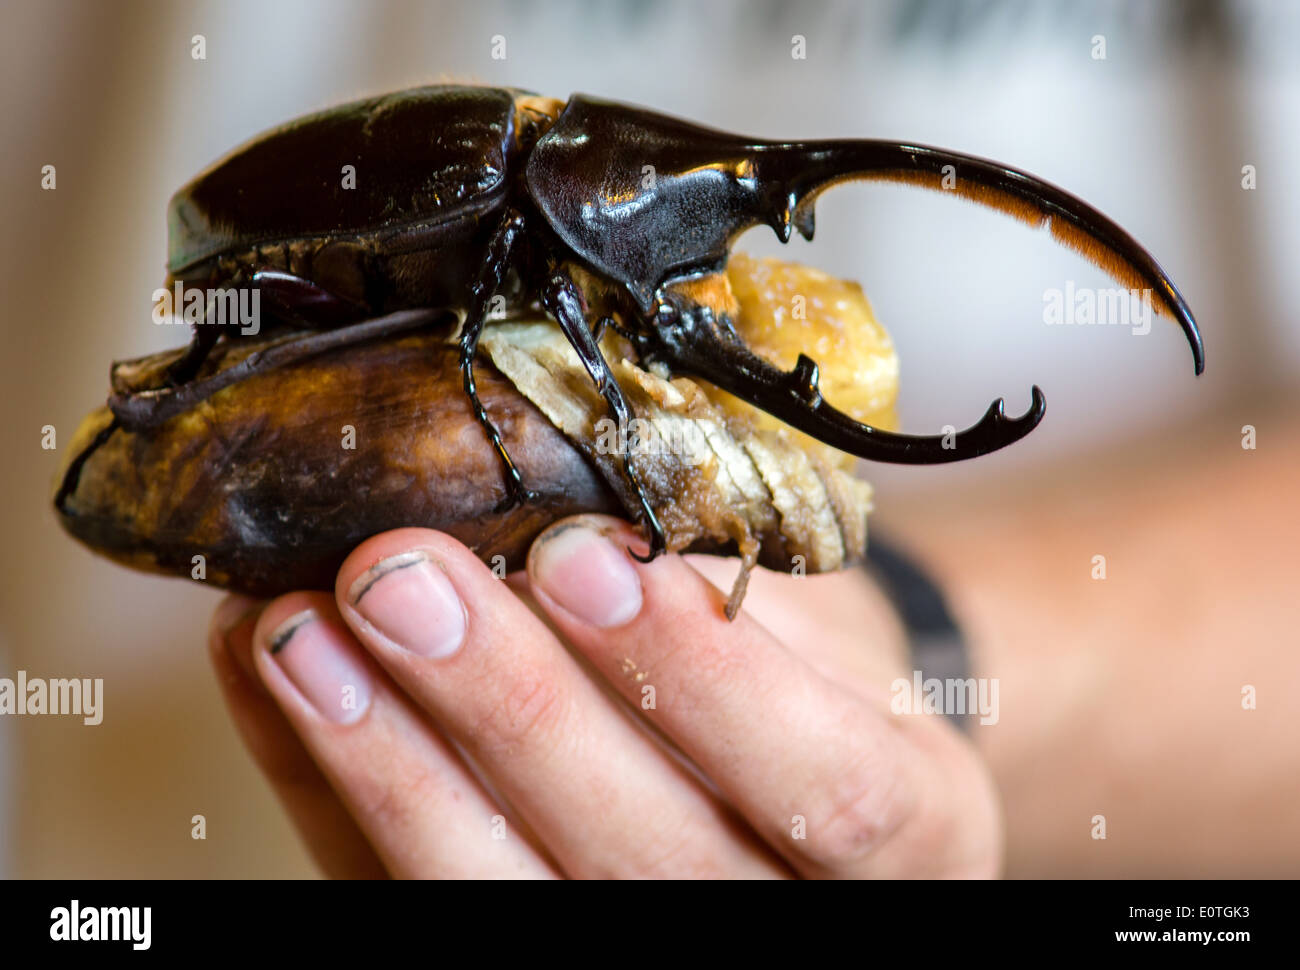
[527,94,1201,376]
[526,96,805,315]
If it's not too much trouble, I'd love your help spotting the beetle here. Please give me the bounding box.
[65,85,1204,559]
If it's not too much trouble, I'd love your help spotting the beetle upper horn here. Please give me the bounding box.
[752,139,1204,375]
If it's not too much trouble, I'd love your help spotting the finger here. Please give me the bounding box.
[526,515,999,878]
[334,528,787,879]
[251,591,556,879]
[208,594,388,879]
[683,555,911,692]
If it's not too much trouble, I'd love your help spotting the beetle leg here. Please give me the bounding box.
[251,269,370,329]
[160,267,255,386]
[109,309,444,430]
[158,268,368,388]
[458,209,539,514]
[657,304,1045,464]
[588,315,648,350]
[164,319,223,386]
[541,271,667,562]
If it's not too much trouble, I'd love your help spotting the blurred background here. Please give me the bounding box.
[1,0,1296,877]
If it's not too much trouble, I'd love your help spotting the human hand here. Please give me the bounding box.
[209,515,1002,878]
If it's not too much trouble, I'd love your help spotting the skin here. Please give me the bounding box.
[209,517,1000,879]
[882,406,1300,878]
[208,408,1300,878]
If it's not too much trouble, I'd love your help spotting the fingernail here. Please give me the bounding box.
[265,609,372,724]
[347,550,467,658]
[530,522,642,628]
[212,595,264,683]
[213,595,262,638]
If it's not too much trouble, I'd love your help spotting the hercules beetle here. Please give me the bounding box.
[76,85,1204,560]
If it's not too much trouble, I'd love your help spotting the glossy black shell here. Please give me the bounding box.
[526,95,803,314]
[166,85,521,276]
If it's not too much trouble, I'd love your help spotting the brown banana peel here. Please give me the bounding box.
[54,254,899,617]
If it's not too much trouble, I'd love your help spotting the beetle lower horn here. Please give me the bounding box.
[756,140,1204,376]
[661,318,1045,464]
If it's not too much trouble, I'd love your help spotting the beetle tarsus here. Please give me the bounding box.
[159,269,250,387]
[109,310,443,430]
[629,528,667,563]
[164,320,222,387]
[133,267,373,418]
[541,271,667,560]
[491,479,542,515]
[458,209,538,513]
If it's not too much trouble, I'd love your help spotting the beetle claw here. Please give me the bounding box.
[492,484,541,515]
[629,535,665,564]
